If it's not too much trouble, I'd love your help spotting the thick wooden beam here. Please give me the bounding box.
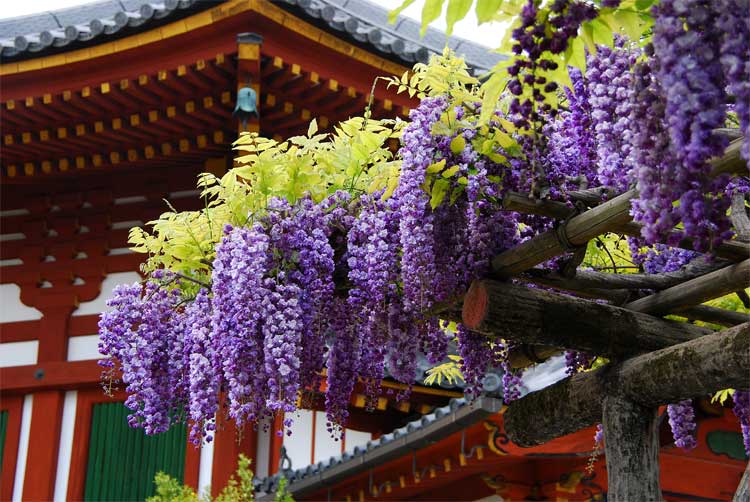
[624,259,750,315]
[493,138,748,277]
[462,280,709,357]
[503,323,749,446]
[678,305,749,327]
[522,257,725,291]
[602,393,661,501]
[502,191,749,262]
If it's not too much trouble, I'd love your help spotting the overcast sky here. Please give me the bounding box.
[0,0,505,47]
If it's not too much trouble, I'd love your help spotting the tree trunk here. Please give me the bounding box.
[462,280,709,357]
[504,323,749,446]
[734,463,750,502]
[603,393,662,501]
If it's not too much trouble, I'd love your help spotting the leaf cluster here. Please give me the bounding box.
[129,117,403,283]
[148,454,294,502]
[390,0,655,126]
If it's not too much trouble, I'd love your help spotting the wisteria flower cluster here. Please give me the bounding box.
[99,4,750,446]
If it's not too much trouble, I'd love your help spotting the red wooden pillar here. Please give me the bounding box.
[236,32,262,135]
[211,413,257,496]
[37,304,74,362]
[22,390,65,500]
[0,396,24,499]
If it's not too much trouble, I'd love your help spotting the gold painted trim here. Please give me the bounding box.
[0,0,407,77]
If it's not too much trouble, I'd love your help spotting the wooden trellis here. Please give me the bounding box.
[459,135,750,500]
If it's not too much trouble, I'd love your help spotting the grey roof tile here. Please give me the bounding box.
[254,397,488,496]
[0,0,503,73]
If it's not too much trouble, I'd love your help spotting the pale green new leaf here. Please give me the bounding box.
[430,178,451,209]
[388,0,416,24]
[421,0,446,36]
[475,0,502,23]
[711,389,735,406]
[445,0,473,36]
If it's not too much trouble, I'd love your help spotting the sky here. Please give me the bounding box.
[0,0,506,47]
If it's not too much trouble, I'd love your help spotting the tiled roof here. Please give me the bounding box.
[0,0,503,74]
[254,396,505,499]
[253,355,567,497]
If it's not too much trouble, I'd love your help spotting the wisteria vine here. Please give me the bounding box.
[98,0,749,449]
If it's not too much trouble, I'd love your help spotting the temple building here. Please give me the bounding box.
[0,1,746,501]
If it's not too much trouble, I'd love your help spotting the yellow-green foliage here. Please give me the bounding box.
[128,116,402,283]
[390,0,655,126]
[148,472,201,502]
[424,354,466,386]
[147,454,289,502]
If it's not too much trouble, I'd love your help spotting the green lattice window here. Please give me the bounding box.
[0,410,8,473]
[83,402,186,501]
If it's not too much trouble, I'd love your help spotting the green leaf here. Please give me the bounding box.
[712,389,735,405]
[445,0,472,36]
[426,159,447,173]
[581,21,597,53]
[450,135,466,154]
[614,10,644,42]
[475,0,503,24]
[388,0,416,24]
[480,72,505,124]
[430,178,451,209]
[494,130,515,149]
[635,0,655,10]
[307,118,318,137]
[449,185,465,204]
[442,165,460,177]
[591,18,614,47]
[565,37,586,73]
[421,0,446,37]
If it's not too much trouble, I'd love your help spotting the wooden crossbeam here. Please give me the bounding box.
[624,259,750,315]
[522,270,748,326]
[492,138,748,277]
[503,322,749,447]
[503,191,749,262]
[462,279,710,357]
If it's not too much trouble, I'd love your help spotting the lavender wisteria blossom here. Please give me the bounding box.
[587,37,638,191]
[184,288,219,444]
[652,0,731,251]
[393,96,447,313]
[733,391,750,455]
[98,274,185,435]
[667,400,698,450]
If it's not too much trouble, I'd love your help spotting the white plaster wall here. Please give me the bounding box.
[12,395,33,502]
[313,411,340,463]
[0,341,39,368]
[53,391,78,501]
[67,335,103,361]
[283,410,314,470]
[344,428,371,451]
[0,284,43,322]
[255,419,271,479]
[73,272,141,316]
[198,434,215,498]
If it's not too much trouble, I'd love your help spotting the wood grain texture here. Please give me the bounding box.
[462,280,709,357]
[602,394,661,501]
[625,259,750,315]
[503,323,749,446]
[493,138,747,277]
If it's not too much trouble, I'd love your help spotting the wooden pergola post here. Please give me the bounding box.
[602,394,661,500]
[236,32,263,135]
